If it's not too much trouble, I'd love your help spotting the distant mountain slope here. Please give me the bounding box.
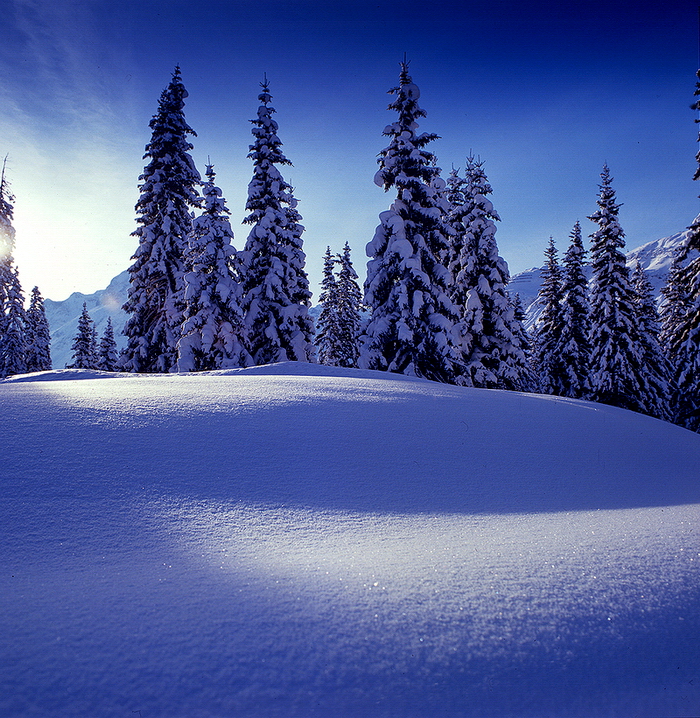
[44,271,130,369]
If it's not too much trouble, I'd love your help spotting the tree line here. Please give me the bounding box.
[2,62,699,433]
[0,159,51,377]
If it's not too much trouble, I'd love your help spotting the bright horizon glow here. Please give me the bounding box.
[1,0,699,302]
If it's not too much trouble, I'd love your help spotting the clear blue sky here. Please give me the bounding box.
[1,0,699,301]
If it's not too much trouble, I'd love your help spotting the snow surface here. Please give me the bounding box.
[2,362,699,717]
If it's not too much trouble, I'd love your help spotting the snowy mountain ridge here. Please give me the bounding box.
[44,228,689,367]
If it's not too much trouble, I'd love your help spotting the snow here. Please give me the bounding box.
[2,363,699,717]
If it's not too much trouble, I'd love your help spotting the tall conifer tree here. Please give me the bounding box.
[25,286,52,372]
[315,247,343,366]
[661,69,700,430]
[588,165,650,414]
[360,61,458,383]
[239,79,315,365]
[533,237,567,394]
[177,164,248,371]
[97,317,119,372]
[336,242,363,368]
[0,164,26,377]
[1,266,26,376]
[557,221,591,399]
[122,67,201,373]
[67,303,97,369]
[631,261,672,420]
[446,156,531,389]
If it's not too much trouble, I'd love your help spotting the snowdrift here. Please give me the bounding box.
[1,363,699,717]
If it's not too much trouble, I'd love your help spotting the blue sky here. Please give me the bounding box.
[1,0,699,301]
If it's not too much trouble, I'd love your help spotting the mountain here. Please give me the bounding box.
[1,362,699,717]
[44,270,130,369]
[507,227,690,330]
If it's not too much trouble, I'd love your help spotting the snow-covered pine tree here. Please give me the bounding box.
[446,156,532,389]
[25,286,52,372]
[0,156,14,314]
[533,237,567,394]
[359,62,458,383]
[659,247,691,353]
[0,164,28,377]
[67,303,97,369]
[631,261,672,420]
[557,221,591,399]
[659,246,693,424]
[177,163,248,371]
[1,265,27,377]
[661,69,700,430]
[122,66,201,373]
[444,167,468,270]
[335,242,363,368]
[315,246,343,366]
[97,317,119,372]
[588,165,650,414]
[239,79,315,365]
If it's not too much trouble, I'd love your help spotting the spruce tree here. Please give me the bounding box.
[97,317,119,372]
[631,261,673,420]
[0,165,27,378]
[659,246,693,424]
[25,286,52,372]
[177,164,248,371]
[0,157,15,317]
[557,221,591,399]
[239,79,315,365]
[662,69,700,430]
[588,165,649,414]
[533,237,567,394]
[122,66,201,373]
[446,156,531,389]
[67,303,97,369]
[315,247,343,366]
[335,242,363,368]
[1,266,27,377]
[359,61,458,383]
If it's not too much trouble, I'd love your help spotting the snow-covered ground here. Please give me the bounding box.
[2,362,699,717]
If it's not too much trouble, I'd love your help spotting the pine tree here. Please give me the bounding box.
[444,167,468,270]
[661,69,700,430]
[659,245,693,424]
[1,266,27,377]
[533,237,567,394]
[557,221,591,399]
[25,286,52,372]
[177,164,248,371]
[122,66,202,373]
[588,165,650,414]
[67,303,97,369]
[0,165,27,378]
[670,234,700,429]
[631,261,672,420]
[97,317,119,372]
[359,61,458,383]
[239,78,315,365]
[446,156,532,389]
[659,247,691,354]
[335,242,363,368]
[0,156,15,317]
[315,247,343,366]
